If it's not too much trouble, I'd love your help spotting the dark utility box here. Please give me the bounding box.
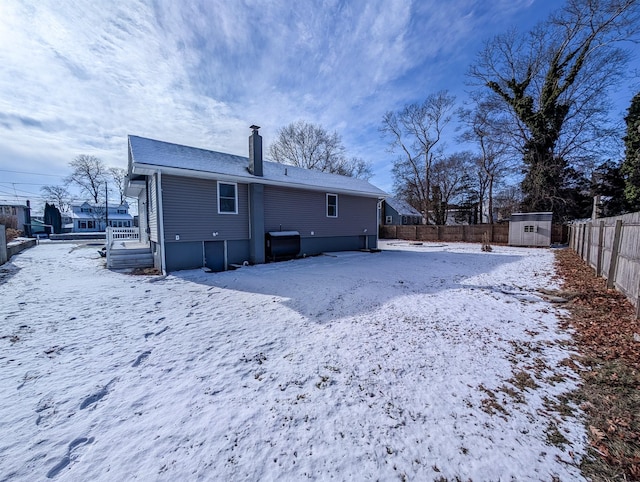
[265,231,301,260]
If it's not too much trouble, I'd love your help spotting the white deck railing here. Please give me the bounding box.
[105,227,147,269]
[106,227,140,245]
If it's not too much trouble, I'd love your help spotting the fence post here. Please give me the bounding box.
[586,222,592,265]
[568,225,573,250]
[596,220,605,276]
[636,276,640,320]
[607,219,623,289]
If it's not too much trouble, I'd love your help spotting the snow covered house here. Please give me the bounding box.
[381,197,422,225]
[124,126,386,273]
[70,201,133,232]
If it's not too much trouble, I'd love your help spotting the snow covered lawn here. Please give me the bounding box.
[1,240,586,481]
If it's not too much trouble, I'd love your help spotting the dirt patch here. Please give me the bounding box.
[554,249,640,480]
[128,267,162,276]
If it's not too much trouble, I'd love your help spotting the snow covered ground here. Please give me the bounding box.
[0,240,587,481]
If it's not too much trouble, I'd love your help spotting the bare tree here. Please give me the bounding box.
[459,98,513,223]
[468,0,640,220]
[494,185,524,221]
[109,167,127,205]
[40,185,74,212]
[431,152,474,225]
[381,91,456,224]
[66,155,107,203]
[268,120,373,179]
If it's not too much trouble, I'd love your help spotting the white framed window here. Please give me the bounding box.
[385,215,393,224]
[218,182,238,214]
[524,225,536,233]
[326,193,338,218]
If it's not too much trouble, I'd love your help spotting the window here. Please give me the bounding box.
[79,221,87,229]
[87,220,95,229]
[402,216,407,224]
[218,182,238,214]
[524,225,535,233]
[326,194,338,218]
[385,215,393,224]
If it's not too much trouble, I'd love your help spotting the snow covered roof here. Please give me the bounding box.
[510,212,553,222]
[71,212,132,220]
[0,200,28,207]
[128,135,387,198]
[385,197,421,216]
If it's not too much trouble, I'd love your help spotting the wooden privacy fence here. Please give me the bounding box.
[380,223,567,245]
[380,224,510,243]
[569,211,640,317]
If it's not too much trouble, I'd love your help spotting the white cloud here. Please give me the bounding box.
[0,0,556,196]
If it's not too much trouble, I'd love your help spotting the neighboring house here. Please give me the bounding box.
[31,212,74,234]
[381,197,422,225]
[508,212,553,247]
[125,126,386,272]
[70,201,133,232]
[0,200,32,236]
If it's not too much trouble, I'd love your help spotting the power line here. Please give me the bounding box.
[0,169,65,177]
[0,181,52,186]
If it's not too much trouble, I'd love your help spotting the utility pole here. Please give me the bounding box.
[105,182,109,231]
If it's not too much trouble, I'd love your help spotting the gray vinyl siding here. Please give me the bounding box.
[137,187,148,242]
[148,175,159,243]
[384,205,401,225]
[264,186,378,237]
[161,175,249,242]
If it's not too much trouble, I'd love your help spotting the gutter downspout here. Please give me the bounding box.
[376,198,384,249]
[157,171,167,275]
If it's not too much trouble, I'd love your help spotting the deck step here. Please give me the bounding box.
[108,251,154,269]
[110,248,151,256]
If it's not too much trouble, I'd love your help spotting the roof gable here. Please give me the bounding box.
[385,197,421,216]
[128,135,386,198]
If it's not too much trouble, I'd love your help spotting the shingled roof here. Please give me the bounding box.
[128,135,386,198]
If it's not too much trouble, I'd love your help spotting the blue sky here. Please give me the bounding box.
[0,0,638,208]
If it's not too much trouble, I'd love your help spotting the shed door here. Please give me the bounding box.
[522,224,537,245]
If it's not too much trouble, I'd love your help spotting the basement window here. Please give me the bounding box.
[218,182,238,214]
[326,194,338,218]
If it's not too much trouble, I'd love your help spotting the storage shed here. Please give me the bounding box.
[508,212,553,247]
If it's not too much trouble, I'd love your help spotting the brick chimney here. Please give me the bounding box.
[249,125,263,177]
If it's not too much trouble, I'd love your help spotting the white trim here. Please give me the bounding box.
[326,193,338,218]
[217,181,238,214]
[132,163,384,198]
[157,172,167,275]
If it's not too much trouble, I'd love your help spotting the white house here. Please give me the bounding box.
[70,201,133,232]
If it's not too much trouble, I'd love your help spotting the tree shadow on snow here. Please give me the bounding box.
[171,249,525,323]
